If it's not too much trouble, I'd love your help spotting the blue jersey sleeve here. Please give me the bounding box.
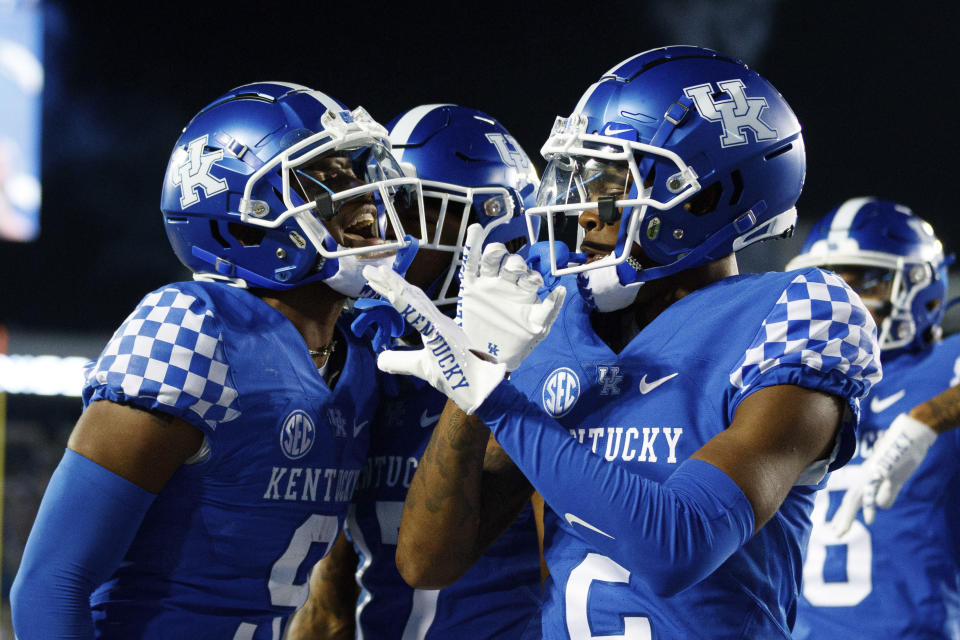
[477,381,755,597]
[82,287,241,433]
[728,269,882,476]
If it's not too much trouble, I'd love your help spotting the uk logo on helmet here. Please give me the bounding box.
[485,132,531,170]
[280,409,316,460]
[542,367,581,417]
[172,134,228,208]
[683,79,778,148]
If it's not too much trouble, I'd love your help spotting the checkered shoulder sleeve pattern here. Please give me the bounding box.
[730,269,882,394]
[85,287,241,428]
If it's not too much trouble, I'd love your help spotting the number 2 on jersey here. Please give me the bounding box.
[566,553,652,639]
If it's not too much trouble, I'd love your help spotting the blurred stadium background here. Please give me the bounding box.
[0,0,954,635]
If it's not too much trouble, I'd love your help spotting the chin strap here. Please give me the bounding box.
[392,235,419,278]
[192,272,248,288]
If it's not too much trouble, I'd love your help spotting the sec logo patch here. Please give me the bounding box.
[542,367,580,417]
[280,410,316,460]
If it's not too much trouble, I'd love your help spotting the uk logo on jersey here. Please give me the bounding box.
[683,79,778,148]
[172,134,228,208]
[597,365,623,396]
[327,407,348,438]
[542,367,581,417]
[280,409,316,460]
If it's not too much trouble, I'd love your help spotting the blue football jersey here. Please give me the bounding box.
[795,333,960,639]
[346,371,542,639]
[81,282,377,639]
[505,268,880,639]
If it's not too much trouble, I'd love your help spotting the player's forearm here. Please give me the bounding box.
[397,399,491,588]
[397,398,534,588]
[285,533,358,640]
[11,450,156,639]
[285,605,353,640]
[285,602,354,640]
[477,381,754,597]
[909,385,960,434]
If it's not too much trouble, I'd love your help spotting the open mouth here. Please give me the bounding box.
[581,241,615,264]
[340,203,383,248]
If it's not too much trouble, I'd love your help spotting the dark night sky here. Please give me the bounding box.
[1,0,956,340]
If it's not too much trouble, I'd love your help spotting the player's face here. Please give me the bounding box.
[575,159,639,264]
[833,265,894,325]
[293,154,387,251]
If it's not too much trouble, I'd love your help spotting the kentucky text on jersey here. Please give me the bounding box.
[263,467,360,503]
[568,426,683,463]
[355,455,419,491]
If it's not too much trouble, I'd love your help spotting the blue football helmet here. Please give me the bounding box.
[160,81,421,296]
[528,45,806,292]
[387,104,540,304]
[786,197,950,352]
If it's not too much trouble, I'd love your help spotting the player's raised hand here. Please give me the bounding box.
[362,265,505,414]
[830,413,938,536]
[457,223,566,371]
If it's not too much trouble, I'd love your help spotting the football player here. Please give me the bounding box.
[362,46,883,638]
[788,198,960,639]
[10,82,421,638]
[286,104,543,639]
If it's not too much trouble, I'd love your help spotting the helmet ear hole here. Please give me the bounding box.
[926,298,942,312]
[684,182,722,216]
[227,223,266,247]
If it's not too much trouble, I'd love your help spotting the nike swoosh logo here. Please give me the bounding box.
[638,372,678,394]
[870,389,905,414]
[353,420,369,437]
[603,125,632,136]
[564,513,615,539]
[420,409,443,428]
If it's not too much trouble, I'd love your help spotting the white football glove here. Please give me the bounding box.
[830,413,937,536]
[362,265,506,414]
[457,223,566,371]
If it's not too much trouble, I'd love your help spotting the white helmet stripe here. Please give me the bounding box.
[303,90,346,114]
[266,81,312,91]
[827,196,875,244]
[602,51,648,77]
[388,104,453,162]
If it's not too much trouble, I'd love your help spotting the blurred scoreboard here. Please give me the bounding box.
[0,1,43,242]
